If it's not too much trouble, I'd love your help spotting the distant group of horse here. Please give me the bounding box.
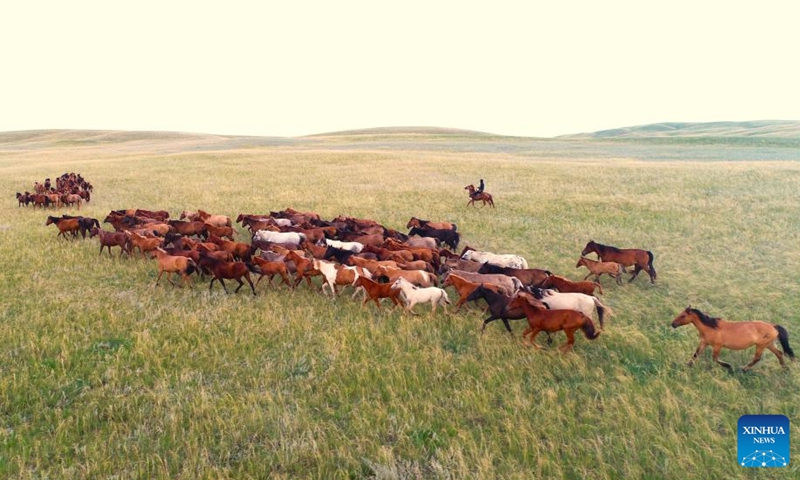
[16,172,93,209]
[43,203,795,371]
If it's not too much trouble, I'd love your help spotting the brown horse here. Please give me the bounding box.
[576,256,626,285]
[406,217,457,232]
[442,274,505,312]
[352,276,404,309]
[540,275,603,296]
[510,294,601,353]
[45,215,81,238]
[581,240,656,284]
[465,184,494,208]
[151,247,197,287]
[125,230,164,259]
[252,257,293,287]
[671,307,795,371]
[197,253,258,295]
[92,227,129,257]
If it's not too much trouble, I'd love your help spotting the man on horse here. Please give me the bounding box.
[470,179,485,199]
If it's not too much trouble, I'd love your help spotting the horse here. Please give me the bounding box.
[529,288,612,329]
[124,230,164,259]
[197,253,258,295]
[465,285,545,334]
[408,226,460,251]
[286,250,320,288]
[151,247,197,287]
[464,184,494,208]
[254,229,307,245]
[406,216,457,232]
[461,248,528,269]
[45,215,81,238]
[251,257,293,288]
[405,235,438,250]
[510,294,601,353]
[670,307,795,371]
[575,256,626,285]
[390,277,451,315]
[442,274,508,312]
[441,269,523,297]
[374,266,437,288]
[183,209,232,228]
[325,238,364,253]
[208,234,251,261]
[477,263,552,289]
[352,276,404,309]
[167,219,208,238]
[581,240,656,284]
[92,227,129,257]
[540,275,603,296]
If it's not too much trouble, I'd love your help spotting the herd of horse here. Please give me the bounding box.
[16,172,93,209]
[42,204,794,371]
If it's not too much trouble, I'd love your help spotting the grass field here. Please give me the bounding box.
[1,130,799,479]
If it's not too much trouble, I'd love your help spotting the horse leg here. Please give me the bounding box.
[245,274,256,296]
[742,345,767,372]
[582,272,593,281]
[234,278,245,293]
[155,269,164,287]
[527,328,544,349]
[219,278,230,294]
[560,329,576,354]
[628,265,642,282]
[711,345,733,371]
[480,315,499,333]
[166,272,177,286]
[687,341,707,366]
[765,344,786,368]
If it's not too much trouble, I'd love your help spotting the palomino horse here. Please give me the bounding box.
[510,294,601,353]
[464,184,494,208]
[581,240,656,284]
[671,307,795,371]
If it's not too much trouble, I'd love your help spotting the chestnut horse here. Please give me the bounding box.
[671,307,795,371]
[581,240,656,284]
[45,215,81,238]
[197,253,258,295]
[92,227,129,257]
[406,217,457,232]
[352,276,403,309]
[510,294,601,353]
[575,256,626,285]
[465,184,494,208]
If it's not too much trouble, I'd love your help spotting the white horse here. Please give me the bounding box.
[254,229,307,245]
[312,259,339,296]
[461,250,528,269]
[390,277,451,314]
[532,288,613,329]
[325,238,364,253]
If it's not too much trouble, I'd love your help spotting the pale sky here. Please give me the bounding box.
[2,1,798,138]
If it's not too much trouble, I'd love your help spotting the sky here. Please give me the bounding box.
[2,1,798,138]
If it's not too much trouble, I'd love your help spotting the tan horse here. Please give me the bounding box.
[151,247,196,287]
[576,256,626,285]
[465,184,494,208]
[671,307,795,371]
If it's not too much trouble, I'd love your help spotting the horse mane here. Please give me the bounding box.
[689,308,720,329]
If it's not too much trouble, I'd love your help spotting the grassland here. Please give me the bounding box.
[0,130,799,479]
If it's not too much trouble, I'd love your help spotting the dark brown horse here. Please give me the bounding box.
[465,184,494,208]
[92,227,129,257]
[197,253,258,295]
[581,240,656,283]
[671,307,795,371]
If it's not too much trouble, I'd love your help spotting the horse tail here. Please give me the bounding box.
[775,325,796,360]
[582,317,601,340]
[511,278,524,294]
[647,250,657,280]
[185,258,197,276]
[593,298,613,329]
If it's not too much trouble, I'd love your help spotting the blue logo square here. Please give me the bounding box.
[738,414,790,468]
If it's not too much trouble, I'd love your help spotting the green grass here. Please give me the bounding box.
[0,133,799,478]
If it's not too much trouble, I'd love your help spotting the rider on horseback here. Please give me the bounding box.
[470,179,484,199]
